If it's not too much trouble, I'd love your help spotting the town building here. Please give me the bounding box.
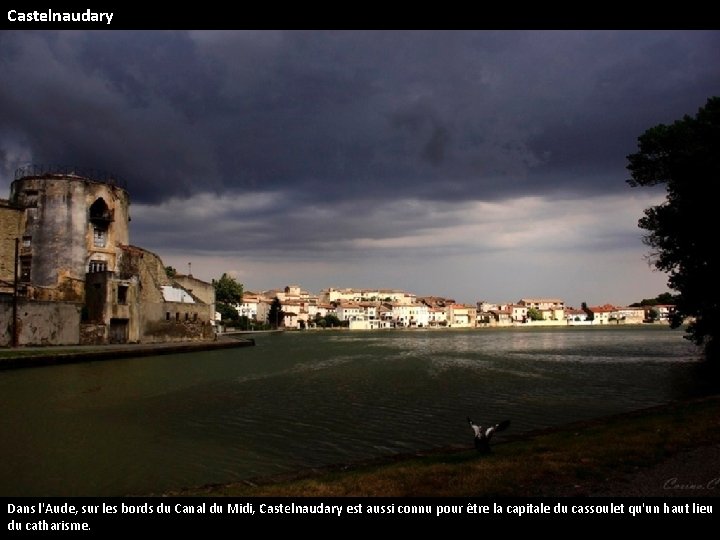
[518,298,565,311]
[612,306,646,324]
[565,307,590,323]
[509,304,528,323]
[489,308,513,326]
[391,301,430,327]
[654,304,676,321]
[587,304,615,324]
[428,306,448,327]
[236,292,260,320]
[447,304,476,327]
[320,287,414,304]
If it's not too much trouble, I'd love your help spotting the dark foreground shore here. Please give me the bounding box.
[166,395,720,497]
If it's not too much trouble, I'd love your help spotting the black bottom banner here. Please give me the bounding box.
[3,497,717,534]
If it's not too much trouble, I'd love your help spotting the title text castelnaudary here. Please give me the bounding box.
[8,9,113,24]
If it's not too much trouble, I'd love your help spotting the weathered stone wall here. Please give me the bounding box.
[141,300,214,343]
[119,245,169,303]
[141,320,215,343]
[84,271,142,343]
[79,323,107,345]
[116,247,215,343]
[0,297,81,346]
[0,201,23,285]
[173,274,215,306]
[108,276,141,342]
[84,271,109,322]
[26,275,86,302]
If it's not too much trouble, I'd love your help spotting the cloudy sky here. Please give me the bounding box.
[1,30,718,305]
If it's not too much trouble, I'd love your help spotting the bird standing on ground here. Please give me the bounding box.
[467,417,510,453]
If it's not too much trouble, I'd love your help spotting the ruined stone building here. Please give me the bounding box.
[0,167,215,346]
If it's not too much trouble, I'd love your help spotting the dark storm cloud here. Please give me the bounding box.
[2,30,718,207]
[525,32,720,193]
[131,192,471,260]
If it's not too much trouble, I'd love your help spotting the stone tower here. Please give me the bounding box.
[2,165,215,346]
[9,167,130,302]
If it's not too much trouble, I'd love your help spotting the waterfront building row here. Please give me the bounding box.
[227,288,670,330]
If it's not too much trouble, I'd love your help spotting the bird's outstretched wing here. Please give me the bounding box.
[484,419,511,439]
[467,417,482,438]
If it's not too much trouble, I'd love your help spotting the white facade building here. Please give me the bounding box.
[391,303,429,327]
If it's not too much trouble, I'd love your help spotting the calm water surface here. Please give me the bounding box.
[0,326,713,496]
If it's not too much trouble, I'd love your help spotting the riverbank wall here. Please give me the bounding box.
[0,337,254,370]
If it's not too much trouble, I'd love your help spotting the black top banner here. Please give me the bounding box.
[0,8,713,30]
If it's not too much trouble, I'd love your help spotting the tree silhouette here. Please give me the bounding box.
[627,97,720,361]
[213,273,243,305]
[268,297,284,329]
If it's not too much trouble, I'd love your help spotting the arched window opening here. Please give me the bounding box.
[89,198,113,223]
[89,198,113,248]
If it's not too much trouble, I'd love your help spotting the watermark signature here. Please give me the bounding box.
[664,477,720,491]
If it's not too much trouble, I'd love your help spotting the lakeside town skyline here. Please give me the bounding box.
[2,31,717,306]
[222,283,673,330]
[231,283,670,318]
[212,278,673,316]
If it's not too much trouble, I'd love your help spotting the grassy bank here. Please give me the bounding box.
[170,395,720,497]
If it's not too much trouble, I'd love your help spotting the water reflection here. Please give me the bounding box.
[0,326,711,496]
